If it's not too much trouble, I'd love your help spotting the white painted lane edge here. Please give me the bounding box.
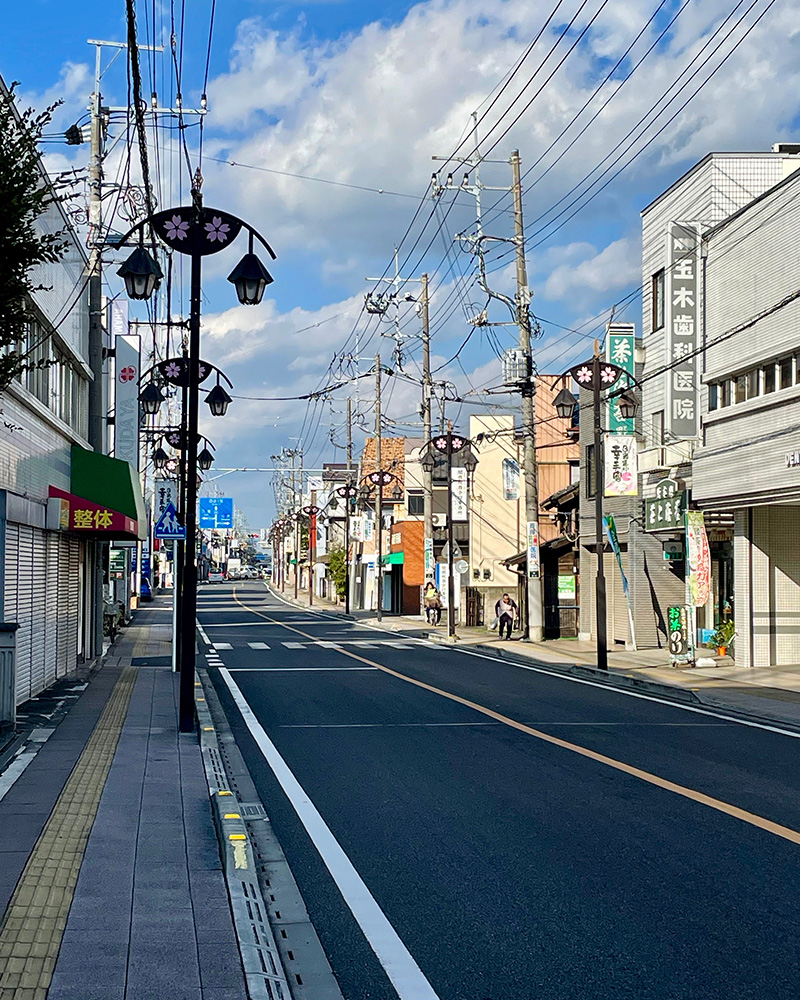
[0,750,39,803]
[263,586,800,740]
[218,668,440,1000]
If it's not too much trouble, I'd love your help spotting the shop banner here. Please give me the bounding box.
[686,510,710,607]
[502,458,520,501]
[604,435,638,496]
[668,605,690,657]
[603,515,628,596]
[351,516,364,542]
[154,479,178,520]
[606,324,635,434]
[115,334,140,470]
[666,223,700,439]
[451,467,468,520]
[424,536,434,577]
[526,520,540,579]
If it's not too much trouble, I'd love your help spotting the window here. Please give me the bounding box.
[651,410,665,446]
[734,374,747,404]
[780,357,793,390]
[652,269,665,331]
[746,369,759,400]
[708,385,719,411]
[407,492,424,516]
[764,364,776,394]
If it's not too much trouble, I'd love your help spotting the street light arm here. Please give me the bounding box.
[113,209,278,260]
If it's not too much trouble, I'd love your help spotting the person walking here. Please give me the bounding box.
[494,592,518,640]
[423,581,442,625]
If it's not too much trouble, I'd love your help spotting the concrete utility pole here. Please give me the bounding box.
[421,274,434,582]
[375,354,383,620]
[511,149,543,642]
[346,397,353,470]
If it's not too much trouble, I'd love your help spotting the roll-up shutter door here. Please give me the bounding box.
[57,536,72,674]
[4,524,24,704]
[46,533,60,684]
[16,526,35,703]
[30,528,47,696]
[66,537,80,673]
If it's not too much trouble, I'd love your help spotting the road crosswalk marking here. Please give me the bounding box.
[283,642,305,649]
[248,642,270,650]
[213,642,233,650]
[201,638,421,652]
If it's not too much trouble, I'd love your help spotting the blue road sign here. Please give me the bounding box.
[198,496,234,529]
[154,502,186,540]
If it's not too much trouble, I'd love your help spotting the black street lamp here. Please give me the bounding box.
[365,469,397,621]
[564,355,634,671]
[335,483,359,615]
[118,200,276,732]
[423,433,478,638]
[139,380,165,415]
[205,382,232,417]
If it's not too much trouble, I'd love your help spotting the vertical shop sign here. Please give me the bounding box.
[115,334,141,469]
[526,520,540,579]
[605,324,635,434]
[685,510,710,607]
[502,458,520,500]
[604,435,638,496]
[666,223,700,439]
[424,536,434,577]
[451,467,468,521]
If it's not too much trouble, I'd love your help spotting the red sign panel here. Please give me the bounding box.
[48,487,138,536]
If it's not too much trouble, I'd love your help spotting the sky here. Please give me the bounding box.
[2,0,800,528]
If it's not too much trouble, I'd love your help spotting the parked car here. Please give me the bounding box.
[207,570,225,583]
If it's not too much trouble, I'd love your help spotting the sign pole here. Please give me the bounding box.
[172,541,179,672]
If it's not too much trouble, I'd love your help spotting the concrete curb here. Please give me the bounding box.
[196,679,293,1000]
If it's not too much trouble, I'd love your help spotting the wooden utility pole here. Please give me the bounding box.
[511,149,543,642]
[375,354,383,620]
[421,274,433,582]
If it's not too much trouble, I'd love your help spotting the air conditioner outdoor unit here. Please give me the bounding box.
[432,513,446,527]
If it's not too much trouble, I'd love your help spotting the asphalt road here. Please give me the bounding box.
[200,583,800,1000]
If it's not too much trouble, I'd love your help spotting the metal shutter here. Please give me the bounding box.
[57,536,72,673]
[46,533,60,683]
[4,525,24,704]
[16,526,35,702]
[30,529,47,694]
[66,538,80,672]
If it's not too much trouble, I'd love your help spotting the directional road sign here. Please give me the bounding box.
[199,496,234,529]
[154,502,186,540]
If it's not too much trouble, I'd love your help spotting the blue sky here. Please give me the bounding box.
[3,0,800,527]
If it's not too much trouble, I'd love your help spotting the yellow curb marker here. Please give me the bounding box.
[0,664,138,999]
[232,589,800,849]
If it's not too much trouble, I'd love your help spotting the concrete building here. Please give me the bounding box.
[693,164,800,666]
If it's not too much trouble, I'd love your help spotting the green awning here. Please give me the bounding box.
[381,551,404,565]
[70,445,147,539]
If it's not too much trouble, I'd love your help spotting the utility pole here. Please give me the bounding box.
[421,274,434,584]
[346,397,353,470]
[87,44,105,663]
[511,149,543,643]
[375,354,383,620]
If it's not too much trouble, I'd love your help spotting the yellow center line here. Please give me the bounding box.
[229,589,800,848]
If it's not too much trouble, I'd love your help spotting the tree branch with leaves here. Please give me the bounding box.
[0,83,68,390]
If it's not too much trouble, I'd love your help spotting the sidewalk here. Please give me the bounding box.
[274,586,800,728]
[0,596,247,1000]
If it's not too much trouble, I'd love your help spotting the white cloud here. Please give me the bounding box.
[543,236,640,302]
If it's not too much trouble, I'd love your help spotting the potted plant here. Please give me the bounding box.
[713,620,735,656]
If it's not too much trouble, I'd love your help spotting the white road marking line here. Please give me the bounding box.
[0,749,39,803]
[317,641,342,649]
[263,592,800,741]
[278,722,502,728]
[219,668,440,1000]
[282,642,305,649]
[386,642,412,649]
[227,667,379,672]
[196,622,211,645]
[201,621,278,628]
[352,642,378,648]
[213,642,233,650]
[248,642,270,650]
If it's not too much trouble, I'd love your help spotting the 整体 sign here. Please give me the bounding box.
[668,605,690,658]
[666,223,700,440]
[198,496,234,529]
[645,478,686,531]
